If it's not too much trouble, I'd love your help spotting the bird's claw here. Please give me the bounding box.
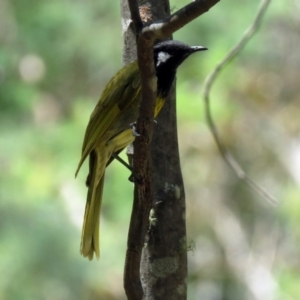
[130,122,140,137]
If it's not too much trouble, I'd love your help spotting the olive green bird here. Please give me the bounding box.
[75,40,207,260]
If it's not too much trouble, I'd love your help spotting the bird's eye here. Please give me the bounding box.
[157,51,172,66]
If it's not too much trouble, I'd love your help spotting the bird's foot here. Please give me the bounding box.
[129,122,140,137]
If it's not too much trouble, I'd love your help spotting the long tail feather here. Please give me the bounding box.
[80,150,105,260]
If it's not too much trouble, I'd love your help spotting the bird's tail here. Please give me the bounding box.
[80,151,105,260]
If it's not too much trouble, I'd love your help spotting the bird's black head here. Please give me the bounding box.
[153,40,207,97]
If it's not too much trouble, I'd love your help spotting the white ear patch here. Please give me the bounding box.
[157,51,172,66]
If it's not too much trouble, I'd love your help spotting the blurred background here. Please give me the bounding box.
[0,0,299,299]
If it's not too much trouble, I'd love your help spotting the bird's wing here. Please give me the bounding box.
[75,61,140,176]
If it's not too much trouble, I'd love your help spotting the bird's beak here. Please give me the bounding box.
[191,46,208,52]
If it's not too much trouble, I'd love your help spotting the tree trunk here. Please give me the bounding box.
[141,86,187,300]
[121,0,187,299]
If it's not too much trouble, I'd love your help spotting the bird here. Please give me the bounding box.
[75,40,207,260]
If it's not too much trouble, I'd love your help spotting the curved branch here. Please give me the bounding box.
[203,0,278,206]
[144,0,220,38]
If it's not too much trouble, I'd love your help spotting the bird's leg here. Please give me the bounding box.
[112,153,135,182]
[111,153,132,171]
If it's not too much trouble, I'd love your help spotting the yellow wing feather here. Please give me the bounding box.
[75,61,140,176]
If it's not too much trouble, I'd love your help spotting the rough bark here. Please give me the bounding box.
[141,85,188,300]
[122,0,186,298]
[121,0,219,299]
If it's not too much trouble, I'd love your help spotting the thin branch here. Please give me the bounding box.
[124,1,156,299]
[127,0,220,42]
[144,0,220,39]
[203,0,278,206]
[127,0,143,33]
[124,36,156,300]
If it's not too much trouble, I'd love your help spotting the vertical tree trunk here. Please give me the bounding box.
[121,0,136,66]
[141,86,187,299]
[121,0,187,299]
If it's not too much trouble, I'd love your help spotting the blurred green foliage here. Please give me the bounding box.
[1,0,299,299]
